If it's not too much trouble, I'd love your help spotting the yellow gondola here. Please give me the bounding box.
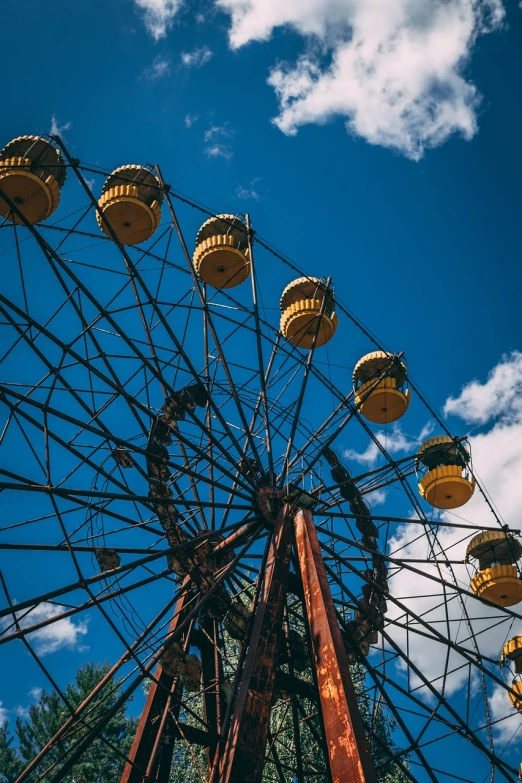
[353,351,410,424]
[501,636,522,712]
[417,435,475,509]
[280,277,338,349]
[467,531,522,607]
[0,136,66,224]
[193,214,250,288]
[97,165,162,245]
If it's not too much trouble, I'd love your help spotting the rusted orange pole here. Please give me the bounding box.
[294,509,376,783]
[120,579,190,783]
[219,505,293,782]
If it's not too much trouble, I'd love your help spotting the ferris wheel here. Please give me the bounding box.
[1,134,522,783]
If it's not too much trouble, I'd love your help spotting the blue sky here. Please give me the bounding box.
[4,0,522,387]
[2,0,522,779]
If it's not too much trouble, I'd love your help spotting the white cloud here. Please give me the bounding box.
[0,701,8,723]
[205,143,234,160]
[204,124,234,159]
[204,123,234,142]
[185,113,199,128]
[365,487,387,506]
[134,0,182,39]
[236,183,260,201]
[6,602,89,656]
[444,351,522,425]
[141,55,171,80]
[50,114,71,138]
[489,683,522,744]
[13,687,44,723]
[383,351,522,736]
[344,421,434,466]
[217,0,505,160]
[344,439,381,466]
[443,351,522,533]
[386,521,517,699]
[180,45,213,68]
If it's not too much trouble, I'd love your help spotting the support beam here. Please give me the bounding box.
[218,506,293,783]
[199,616,223,767]
[294,509,377,783]
[120,581,191,783]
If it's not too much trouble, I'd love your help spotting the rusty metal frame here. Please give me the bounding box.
[198,616,223,768]
[120,578,192,783]
[294,508,377,783]
[1,140,517,783]
[218,505,293,782]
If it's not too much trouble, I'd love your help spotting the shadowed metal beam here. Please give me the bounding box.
[218,505,293,783]
[199,616,223,768]
[120,578,191,783]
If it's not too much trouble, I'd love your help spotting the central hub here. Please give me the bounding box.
[255,483,320,524]
[255,484,286,524]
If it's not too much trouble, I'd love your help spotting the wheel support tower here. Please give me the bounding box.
[121,508,376,782]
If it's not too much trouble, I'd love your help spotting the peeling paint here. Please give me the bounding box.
[294,509,377,783]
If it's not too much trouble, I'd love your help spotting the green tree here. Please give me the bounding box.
[0,657,408,782]
[168,670,409,783]
[167,625,409,782]
[1,662,136,783]
[352,665,410,782]
[0,722,22,783]
[262,665,409,782]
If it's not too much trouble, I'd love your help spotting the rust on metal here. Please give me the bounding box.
[199,616,223,767]
[218,505,293,783]
[210,519,259,557]
[120,580,190,783]
[294,508,377,783]
[255,484,285,524]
